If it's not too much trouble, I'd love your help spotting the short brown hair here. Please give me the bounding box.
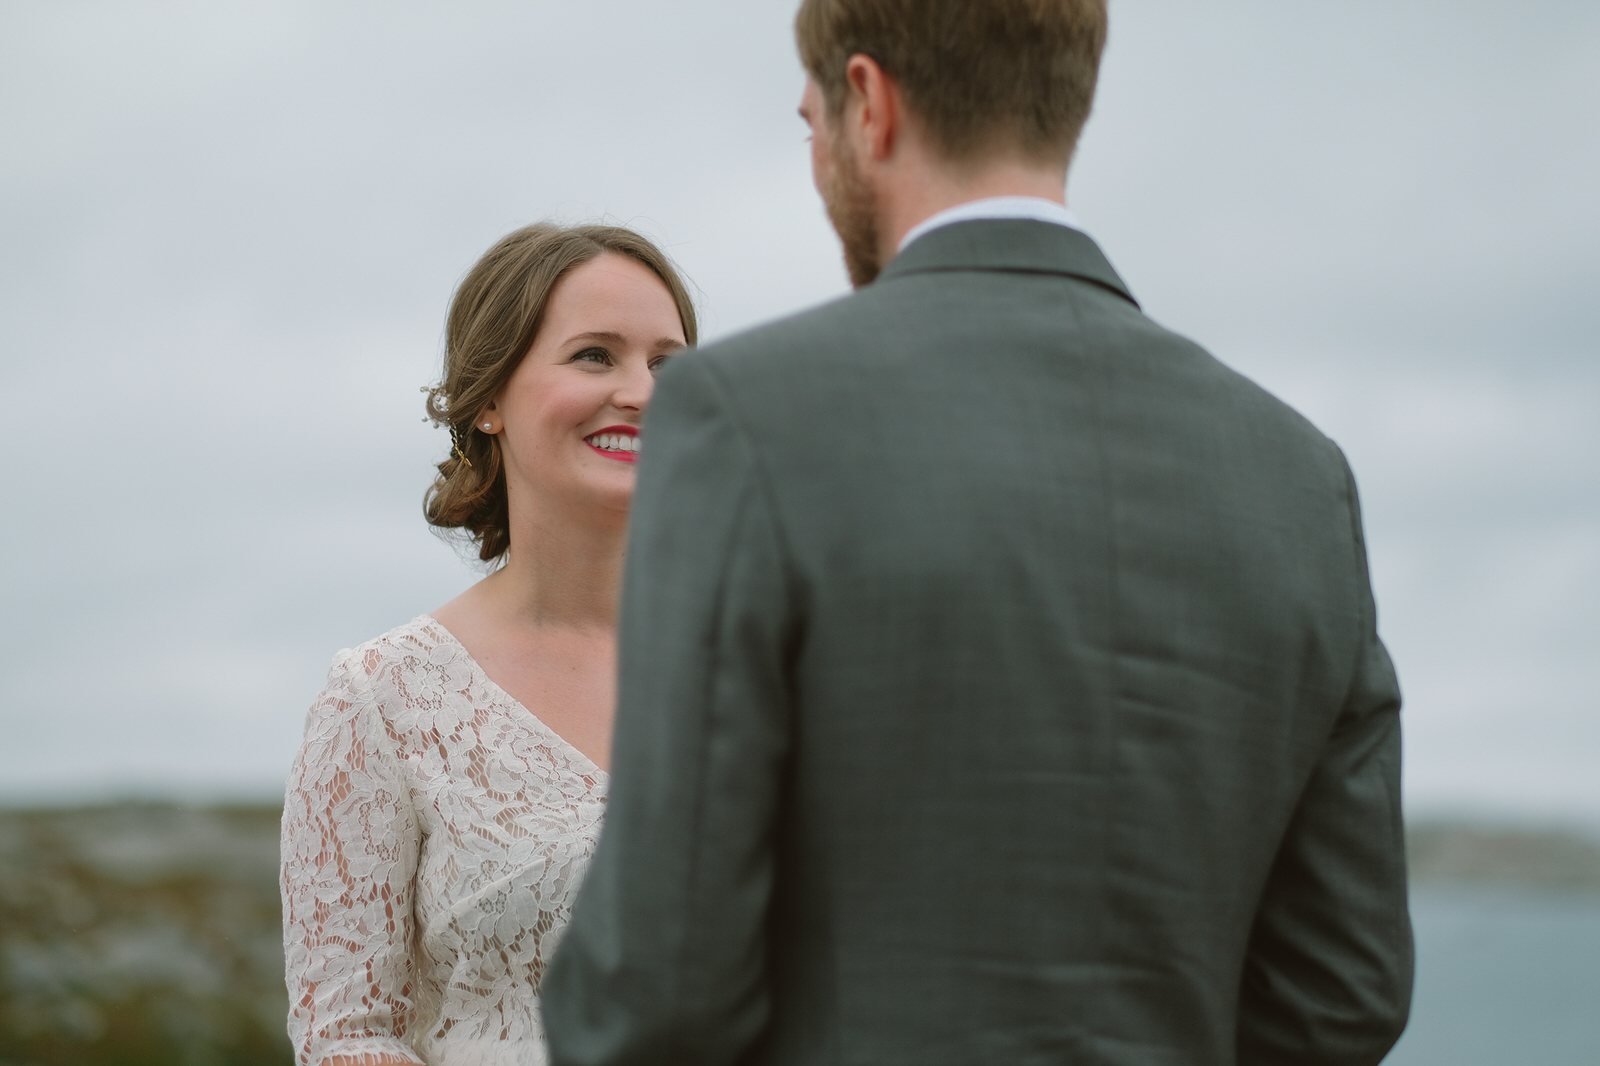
[423,223,697,562]
[796,0,1108,163]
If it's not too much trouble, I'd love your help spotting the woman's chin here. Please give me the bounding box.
[576,474,636,519]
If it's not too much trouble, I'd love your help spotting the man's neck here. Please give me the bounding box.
[878,160,1068,265]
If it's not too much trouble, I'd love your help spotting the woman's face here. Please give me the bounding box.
[483,252,686,522]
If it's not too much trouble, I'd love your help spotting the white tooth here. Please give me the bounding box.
[627,437,639,452]
[602,435,615,450]
[609,435,621,451]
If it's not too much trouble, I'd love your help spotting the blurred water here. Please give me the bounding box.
[1386,886,1600,1065]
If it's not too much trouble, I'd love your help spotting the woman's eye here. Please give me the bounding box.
[572,347,611,366]
[649,354,673,374]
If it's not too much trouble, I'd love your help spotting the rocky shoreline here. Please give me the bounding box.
[3,804,1597,1065]
[1407,820,1600,892]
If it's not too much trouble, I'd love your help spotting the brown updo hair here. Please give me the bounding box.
[423,223,698,562]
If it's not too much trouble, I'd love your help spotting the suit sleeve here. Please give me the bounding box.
[543,355,793,1066]
[1236,453,1414,1066]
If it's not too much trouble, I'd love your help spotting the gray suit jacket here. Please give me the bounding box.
[543,220,1412,1066]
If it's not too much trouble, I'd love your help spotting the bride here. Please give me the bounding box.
[280,222,696,1066]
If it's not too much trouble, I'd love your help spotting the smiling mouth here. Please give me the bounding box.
[585,429,639,463]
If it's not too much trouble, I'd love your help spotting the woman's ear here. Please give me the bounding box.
[477,399,500,434]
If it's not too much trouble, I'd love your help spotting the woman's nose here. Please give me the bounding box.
[612,360,655,411]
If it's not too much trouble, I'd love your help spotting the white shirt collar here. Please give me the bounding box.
[898,196,1082,253]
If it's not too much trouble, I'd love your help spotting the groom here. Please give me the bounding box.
[544,1,1413,1063]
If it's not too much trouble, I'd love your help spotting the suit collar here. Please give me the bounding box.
[877,218,1139,309]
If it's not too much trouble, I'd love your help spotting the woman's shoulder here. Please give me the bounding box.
[317,615,482,733]
[326,614,459,679]
[309,616,454,719]
[292,619,441,789]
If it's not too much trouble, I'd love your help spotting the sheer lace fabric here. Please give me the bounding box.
[281,616,608,1066]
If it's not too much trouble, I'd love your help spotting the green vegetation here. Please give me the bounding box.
[0,804,290,1066]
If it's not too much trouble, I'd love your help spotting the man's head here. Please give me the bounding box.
[796,0,1108,286]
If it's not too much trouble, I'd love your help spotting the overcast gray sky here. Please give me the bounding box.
[1,1,1596,825]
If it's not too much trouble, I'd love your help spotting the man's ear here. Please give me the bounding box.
[843,53,899,162]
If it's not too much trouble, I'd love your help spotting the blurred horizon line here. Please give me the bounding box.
[4,784,1599,839]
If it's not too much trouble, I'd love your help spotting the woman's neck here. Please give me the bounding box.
[489,500,628,633]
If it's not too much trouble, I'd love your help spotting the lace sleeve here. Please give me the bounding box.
[281,647,426,1066]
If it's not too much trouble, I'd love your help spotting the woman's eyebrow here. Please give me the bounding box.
[564,330,628,346]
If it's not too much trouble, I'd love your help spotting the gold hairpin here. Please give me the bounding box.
[450,425,473,468]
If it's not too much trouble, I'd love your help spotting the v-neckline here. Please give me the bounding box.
[419,614,610,781]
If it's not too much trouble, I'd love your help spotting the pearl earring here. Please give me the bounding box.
[482,423,492,430]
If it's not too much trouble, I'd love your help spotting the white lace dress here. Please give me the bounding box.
[280,615,608,1066]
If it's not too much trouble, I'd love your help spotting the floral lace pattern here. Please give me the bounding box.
[281,616,608,1066]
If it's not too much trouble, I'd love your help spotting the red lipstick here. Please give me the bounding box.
[584,424,639,463]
